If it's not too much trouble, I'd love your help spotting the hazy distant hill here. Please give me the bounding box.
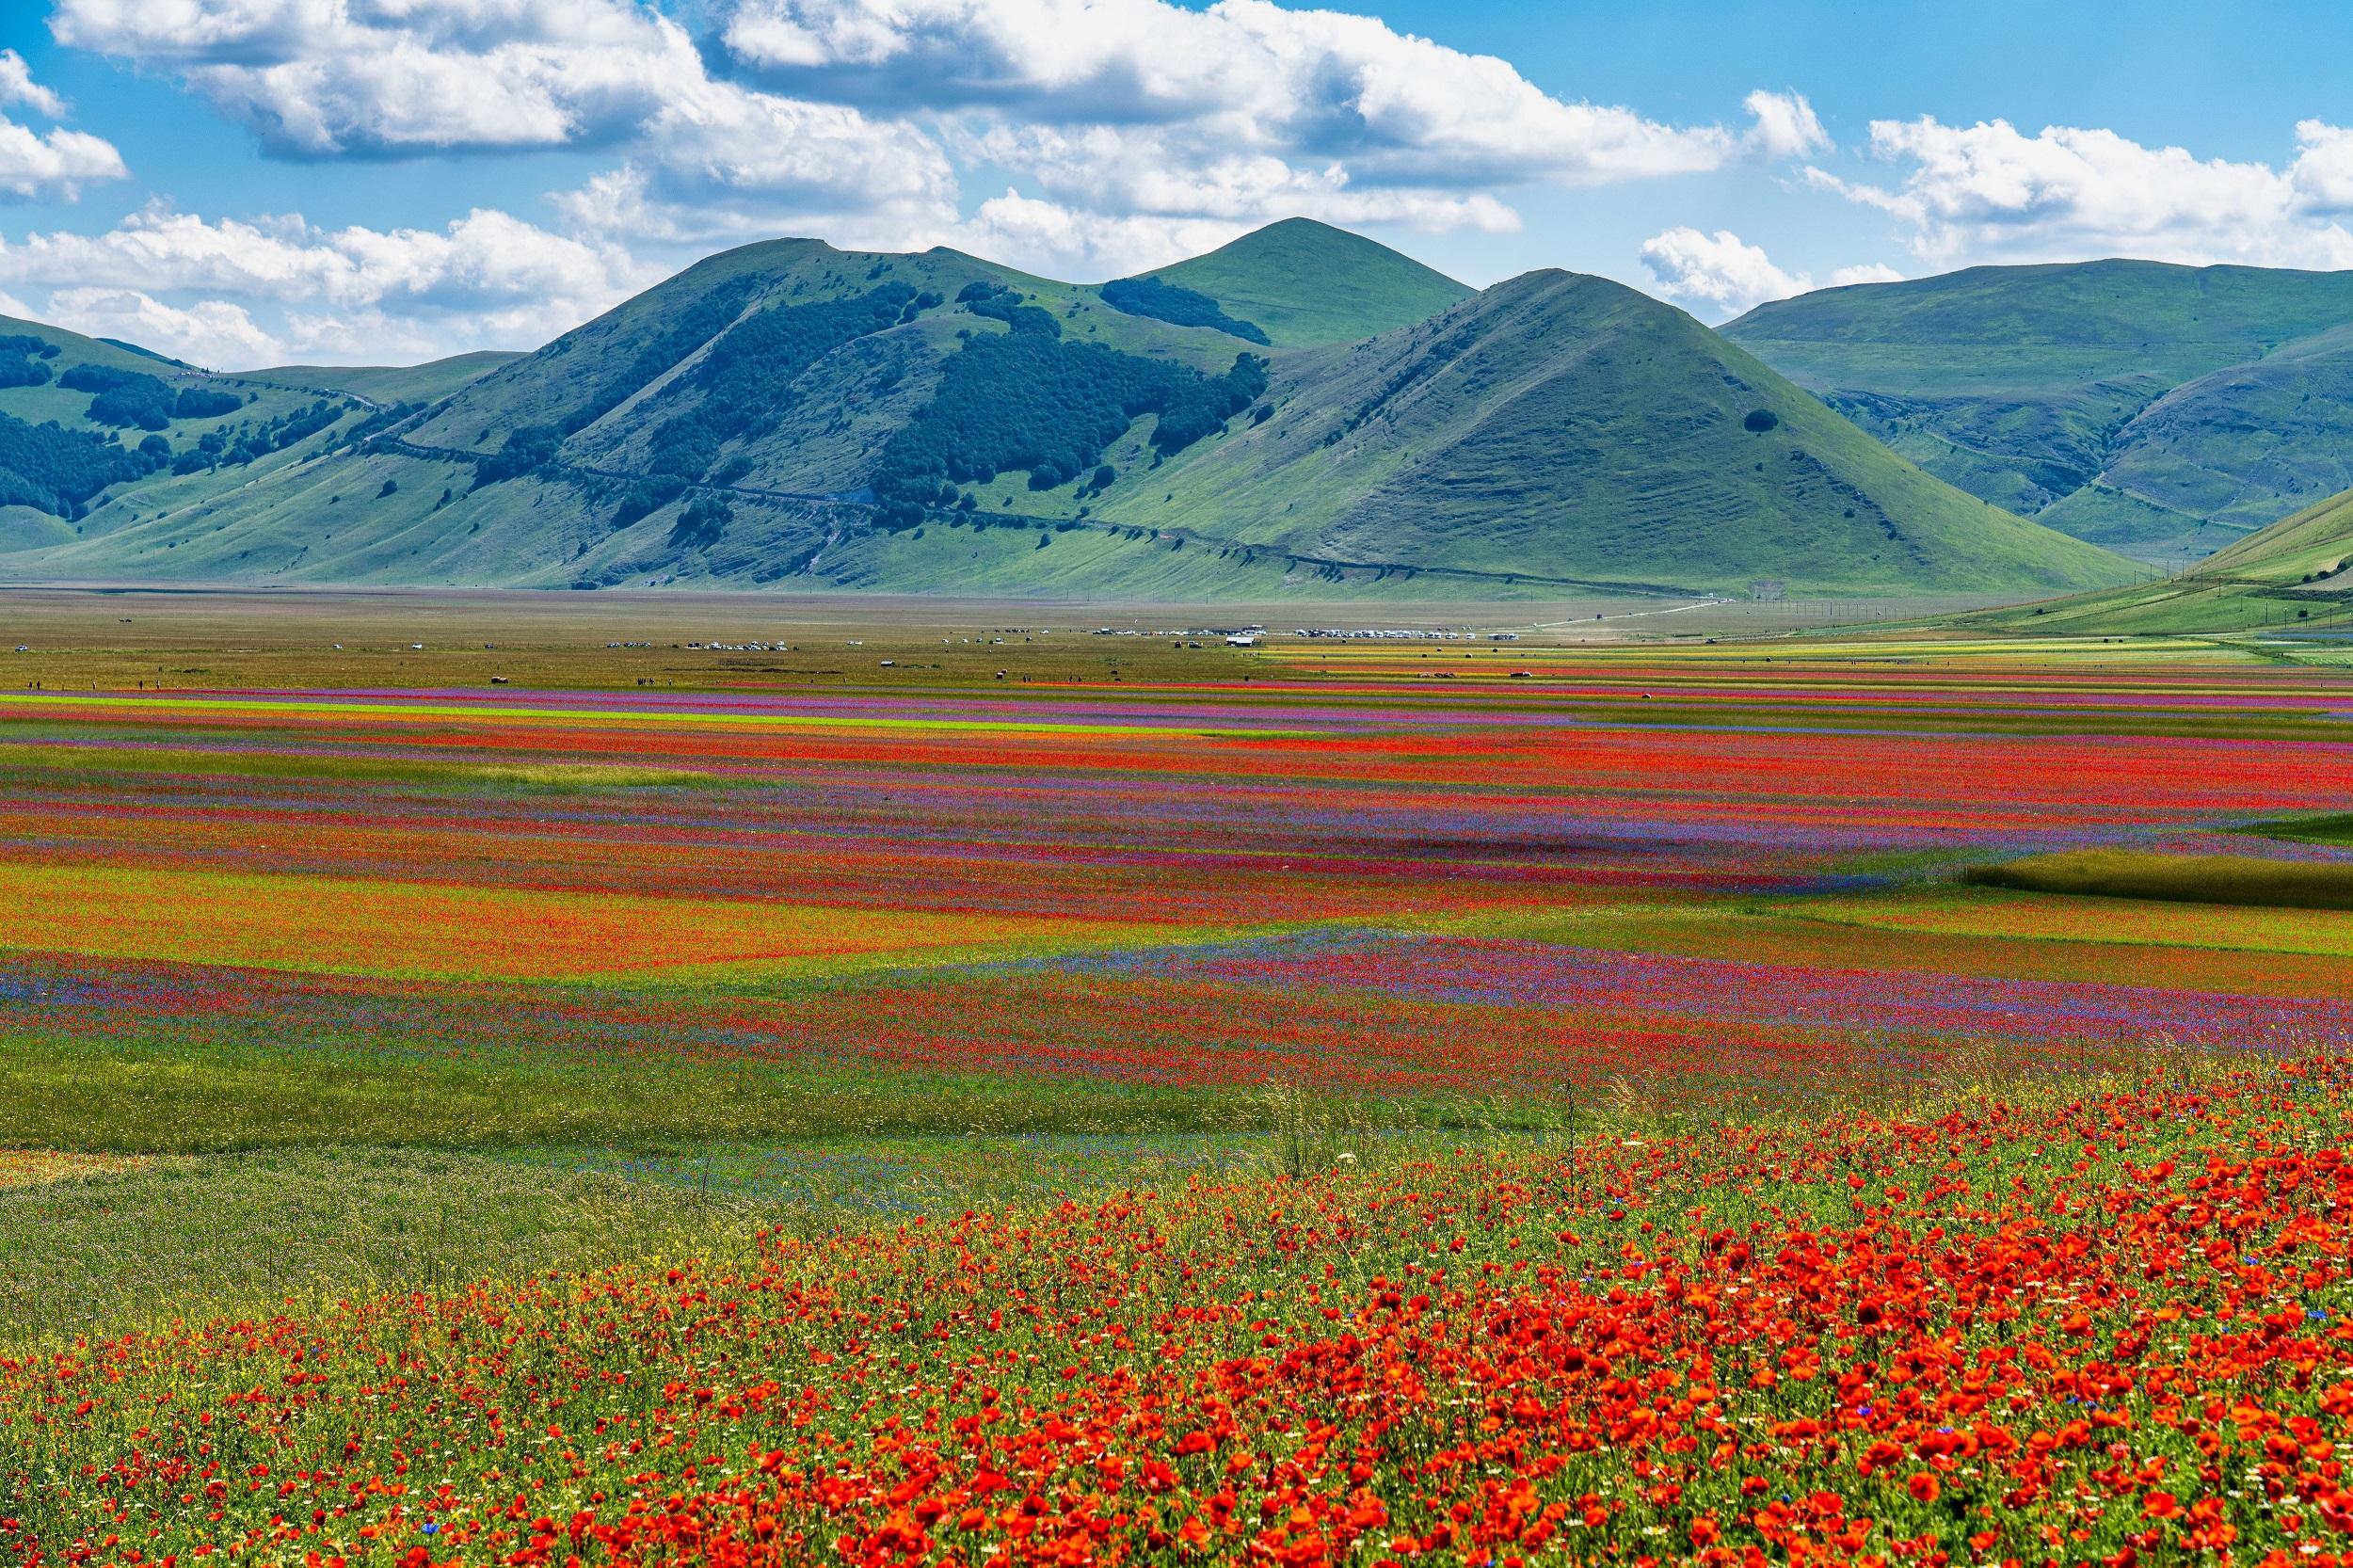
[1726,261,2353,566]
[1950,478,2353,636]
[0,221,2130,600]
[234,352,523,407]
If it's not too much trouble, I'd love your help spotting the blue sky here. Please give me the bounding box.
[2,0,2351,366]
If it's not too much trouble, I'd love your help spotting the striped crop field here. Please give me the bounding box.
[8,637,2353,1565]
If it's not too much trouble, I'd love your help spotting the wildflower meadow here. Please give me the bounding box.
[5,629,2353,1566]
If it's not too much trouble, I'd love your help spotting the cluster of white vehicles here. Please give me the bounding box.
[616,624,1538,656]
[1076,625,1526,645]
[1290,628,1519,642]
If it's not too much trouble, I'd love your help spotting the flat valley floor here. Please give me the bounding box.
[6,588,2353,1565]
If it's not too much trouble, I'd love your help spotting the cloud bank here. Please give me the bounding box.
[1806,116,2353,270]
[0,44,123,201]
[42,1,2353,360]
[35,0,1822,345]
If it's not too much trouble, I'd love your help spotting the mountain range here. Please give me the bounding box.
[8,219,2350,602]
[1725,261,2353,567]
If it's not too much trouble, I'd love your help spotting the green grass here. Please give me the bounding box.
[0,1031,1549,1157]
[0,1147,748,1348]
[19,1038,2193,1352]
[2238,812,2353,846]
[0,1039,1557,1348]
[0,1076,1562,1346]
[0,1127,1347,1346]
[0,311,370,562]
[1962,847,2353,909]
[0,312,187,380]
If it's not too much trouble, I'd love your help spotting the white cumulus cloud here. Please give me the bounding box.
[0,50,68,120]
[729,0,1820,183]
[51,0,706,155]
[1639,228,1903,318]
[1811,116,2353,270]
[40,287,280,366]
[51,0,961,260]
[0,45,124,201]
[0,203,655,363]
[0,119,123,200]
[1741,89,1829,161]
[2289,120,2353,213]
[48,0,952,245]
[31,0,1858,352]
[725,0,1822,254]
[957,121,1518,238]
[1641,227,1794,316]
[552,78,958,248]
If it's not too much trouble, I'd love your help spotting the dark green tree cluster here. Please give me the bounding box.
[58,364,249,429]
[169,439,217,474]
[173,398,347,473]
[0,335,59,389]
[60,364,176,429]
[668,493,731,550]
[172,387,245,420]
[1097,277,1271,344]
[870,335,1266,526]
[609,473,686,529]
[1151,354,1270,451]
[639,282,919,479]
[964,293,1062,338]
[0,408,155,516]
[471,424,560,489]
[257,399,346,451]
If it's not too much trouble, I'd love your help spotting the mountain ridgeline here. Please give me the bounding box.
[0,218,2136,598]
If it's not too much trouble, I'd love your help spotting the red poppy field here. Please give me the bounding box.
[7,621,2353,1565]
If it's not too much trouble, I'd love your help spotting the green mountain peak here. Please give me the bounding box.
[1144,217,1474,347]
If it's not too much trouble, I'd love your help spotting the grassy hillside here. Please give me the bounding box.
[1081,271,2133,597]
[1952,484,2353,635]
[0,316,381,554]
[1143,219,1472,347]
[0,225,2132,600]
[1725,260,2353,566]
[0,236,1299,592]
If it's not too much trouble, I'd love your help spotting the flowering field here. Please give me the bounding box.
[6,638,2353,1563]
[17,1059,2353,1567]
